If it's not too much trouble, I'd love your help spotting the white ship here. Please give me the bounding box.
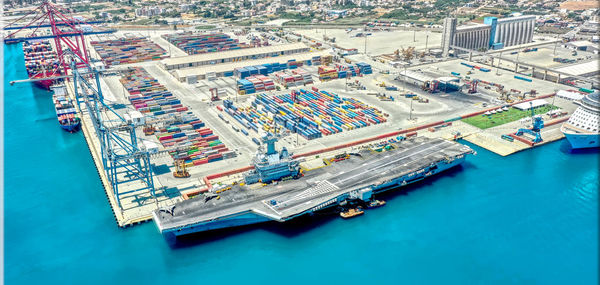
[561,91,600,149]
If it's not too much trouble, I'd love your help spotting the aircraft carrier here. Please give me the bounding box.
[153,136,475,239]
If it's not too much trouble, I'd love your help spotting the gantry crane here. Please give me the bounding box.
[515,101,544,143]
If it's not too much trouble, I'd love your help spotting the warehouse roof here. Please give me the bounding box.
[555,60,600,76]
[567,40,594,47]
[398,69,435,83]
[172,51,331,79]
[162,42,310,66]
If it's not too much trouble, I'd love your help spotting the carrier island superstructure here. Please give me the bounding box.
[153,135,475,238]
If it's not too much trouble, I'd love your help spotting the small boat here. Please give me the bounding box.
[340,208,364,219]
[367,199,386,208]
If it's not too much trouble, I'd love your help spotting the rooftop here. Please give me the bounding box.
[162,42,310,66]
[172,50,331,79]
[555,60,600,76]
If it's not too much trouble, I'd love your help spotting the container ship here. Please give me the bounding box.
[153,135,475,239]
[561,91,599,149]
[22,40,61,90]
[51,85,81,132]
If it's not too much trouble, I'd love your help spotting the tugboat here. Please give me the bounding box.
[340,207,364,219]
[51,86,81,132]
[367,199,386,209]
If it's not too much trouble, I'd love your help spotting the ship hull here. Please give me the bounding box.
[60,122,81,133]
[34,79,55,90]
[564,132,600,149]
[161,155,468,238]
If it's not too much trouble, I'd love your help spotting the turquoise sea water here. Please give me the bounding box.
[4,43,599,284]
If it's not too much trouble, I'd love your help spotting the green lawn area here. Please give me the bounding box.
[462,105,559,129]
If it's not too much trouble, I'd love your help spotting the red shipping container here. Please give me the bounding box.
[205,135,219,141]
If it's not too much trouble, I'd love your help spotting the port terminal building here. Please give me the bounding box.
[161,42,310,70]
[442,15,536,56]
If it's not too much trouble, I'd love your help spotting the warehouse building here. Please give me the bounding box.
[532,60,600,83]
[171,51,331,83]
[441,15,536,55]
[161,43,310,70]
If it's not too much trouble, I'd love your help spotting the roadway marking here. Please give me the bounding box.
[335,140,452,185]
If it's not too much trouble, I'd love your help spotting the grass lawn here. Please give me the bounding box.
[462,105,559,129]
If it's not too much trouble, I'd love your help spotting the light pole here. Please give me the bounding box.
[496,52,502,75]
[409,97,413,120]
[402,66,407,94]
[364,32,367,55]
[553,34,559,56]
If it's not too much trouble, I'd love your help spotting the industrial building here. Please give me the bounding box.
[172,51,331,82]
[533,60,600,83]
[491,15,536,48]
[397,69,464,92]
[441,15,536,55]
[161,42,310,70]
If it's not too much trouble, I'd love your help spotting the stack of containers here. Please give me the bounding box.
[120,67,235,167]
[238,75,274,94]
[335,63,361,77]
[90,37,167,67]
[222,89,387,140]
[356,62,372,74]
[292,69,313,85]
[223,99,262,133]
[161,32,250,55]
[273,70,313,87]
[287,59,303,69]
[273,71,295,87]
[236,79,255,95]
[234,61,314,79]
[318,66,338,81]
[234,67,251,79]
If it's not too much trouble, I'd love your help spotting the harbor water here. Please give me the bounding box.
[4,43,599,284]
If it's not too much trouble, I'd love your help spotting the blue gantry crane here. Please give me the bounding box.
[515,101,544,143]
[70,59,155,208]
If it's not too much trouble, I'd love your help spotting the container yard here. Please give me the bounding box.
[221,88,387,139]
[119,67,235,167]
[90,37,167,67]
[161,32,251,55]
